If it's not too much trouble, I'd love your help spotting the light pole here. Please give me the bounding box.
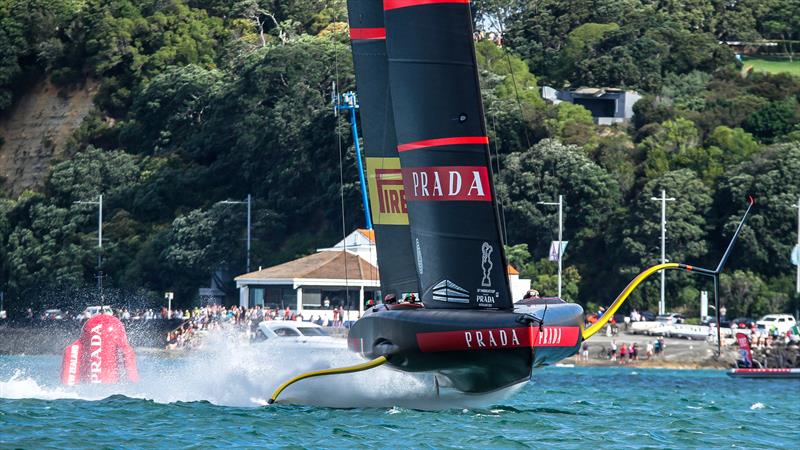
[74,194,104,299]
[220,194,252,273]
[165,292,174,317]
[538,195,564,299]
[651,189,675,316]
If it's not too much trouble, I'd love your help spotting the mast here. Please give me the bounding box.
[383,0,513,309]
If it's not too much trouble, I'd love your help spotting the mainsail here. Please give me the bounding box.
[346,0,420,297]
[383,0,513,309]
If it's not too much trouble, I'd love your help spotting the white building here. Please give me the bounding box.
[235,229,532,321]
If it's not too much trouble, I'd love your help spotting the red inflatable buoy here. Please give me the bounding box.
[61,314,139,385]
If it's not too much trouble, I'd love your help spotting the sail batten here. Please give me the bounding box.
[384,0,470,11]
[398,136,489,152]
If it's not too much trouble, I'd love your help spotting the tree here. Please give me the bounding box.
[476,39,544,154]
[642,118,714,181]
[4,192,94,303]
[619,169,712,310]
[592,134,638,196]
[717,142,800,274]
[528,258,581,302]
[124,64,224,154]
[503,0,640,83]
[660,71,711,112]
[557,22,619,81]
[544,102,595,147]
[720,270,788,318]
[744,100,799,142]
[46,147,144,205]
[499,139,620,304]
[504,244,581,301]
[705,126,761,166]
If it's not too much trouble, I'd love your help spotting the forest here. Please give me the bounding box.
[0,0,798,318]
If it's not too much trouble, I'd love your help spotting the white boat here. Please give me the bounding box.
[254,321,345,350]
[629,321,661,334]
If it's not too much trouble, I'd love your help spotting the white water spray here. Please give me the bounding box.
[0,330,520,410]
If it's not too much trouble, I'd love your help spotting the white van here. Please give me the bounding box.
[756,314,797,335]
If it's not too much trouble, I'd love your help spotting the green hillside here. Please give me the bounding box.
[0,0,798,318]
[744,57,800,76]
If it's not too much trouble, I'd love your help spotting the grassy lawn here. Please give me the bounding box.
[742,57,800,76]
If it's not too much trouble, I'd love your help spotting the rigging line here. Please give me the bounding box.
[491,113,508,245]
[333,3,351,318]
[504,51,531,150]
[494,18,532,151]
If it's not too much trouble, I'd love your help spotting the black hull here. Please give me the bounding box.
[513,301,586,367]
[348,304,584,393]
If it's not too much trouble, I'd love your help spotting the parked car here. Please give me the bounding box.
[81,305,113,318]
[702,317,732,328]
[254,321,345,349]
[639,311,657,321]
[756,314,797,335]
[656,313,685,324]
[42,309,64,320]
[730,317,756,329]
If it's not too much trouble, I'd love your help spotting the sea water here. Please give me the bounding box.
[1,337,798,448]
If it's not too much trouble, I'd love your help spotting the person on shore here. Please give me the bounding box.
[619,342,628,363]
[581,342,589,361]
[610,340,618,361]
[332,307,340,327]
[646,341,654,359]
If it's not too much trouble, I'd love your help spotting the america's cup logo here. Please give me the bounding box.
[481,242,493,287]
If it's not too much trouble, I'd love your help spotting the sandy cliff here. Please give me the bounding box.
[0,80,97,197]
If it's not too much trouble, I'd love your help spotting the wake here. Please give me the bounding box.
[0,330,521,409]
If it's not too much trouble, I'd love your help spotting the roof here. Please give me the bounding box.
[571,87,627,96]
[356,228,375,243]
[235,250,379,281]
[507,264,519,275]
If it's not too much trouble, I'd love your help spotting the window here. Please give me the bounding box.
[298,327,328,336]
[273,327,301,337]
[265,286,295,309]
[250,288,265,307]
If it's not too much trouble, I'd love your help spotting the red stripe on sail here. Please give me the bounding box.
[384,0,470,11]
[397,136,488,152]
[349,27,386,40]
[416,326,580,352]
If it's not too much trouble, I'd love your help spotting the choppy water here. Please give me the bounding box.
[1,335,798,448]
